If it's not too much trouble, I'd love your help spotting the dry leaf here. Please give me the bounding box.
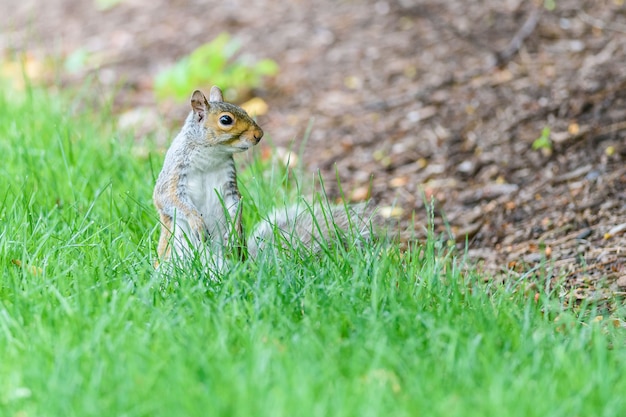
[1,55,45,89]
[568,122,580,135]
[605,145,615,156]
[241,97,268,117]
[350,186,370,202]
[275,147,299,168]
[344,75,362,90]
[379,206,404,219]
[260,146,273,161]
[11,259,43,275]
[491,69,514,85]
[389,176,409,188]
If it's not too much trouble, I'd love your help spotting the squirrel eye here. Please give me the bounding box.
[219,115,234,126]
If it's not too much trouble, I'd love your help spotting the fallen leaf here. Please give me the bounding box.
[11,259,43,275]
[568,122,580,135]
[275,147,298,168]
[344,75,362,90]
[605,145,615,156]
[379,206,404,219]
[373,149,386,161]
[350,186,370,202]
[261,146,273,161]
[241,97,268,116]
[1,55,46,89]
[404,65,417,79]
[389,176,408,188]
[491,68,513,85]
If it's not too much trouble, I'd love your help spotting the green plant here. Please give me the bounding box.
[532,126,553,154]
[94,0,124,10]
[154,33,278,102]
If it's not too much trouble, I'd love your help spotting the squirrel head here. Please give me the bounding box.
[190,86,263,152]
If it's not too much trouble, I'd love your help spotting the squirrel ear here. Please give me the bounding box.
[209,86,224,102]
[190,90,209,122]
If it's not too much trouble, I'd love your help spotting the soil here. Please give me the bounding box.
[2,0,625,301]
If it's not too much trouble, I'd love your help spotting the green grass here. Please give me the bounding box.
[1,83,625,417]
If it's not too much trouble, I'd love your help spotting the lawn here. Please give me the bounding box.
[0,84,625,417]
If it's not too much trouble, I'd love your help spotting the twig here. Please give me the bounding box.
[598,120,626,136]
[398,3,495,54]
[495,6,541,67]
[503,102,561,133]
[578,10,626,34]
[362,74,456,112]
[365,4,542,112]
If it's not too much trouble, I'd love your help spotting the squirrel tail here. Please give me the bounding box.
[247,200,373,258]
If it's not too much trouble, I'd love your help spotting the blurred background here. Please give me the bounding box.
[1,0,625,292]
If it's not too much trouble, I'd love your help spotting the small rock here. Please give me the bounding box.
[569,40,585,52]
[457,160,475,175]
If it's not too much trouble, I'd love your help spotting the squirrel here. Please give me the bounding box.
[153,86,371,273]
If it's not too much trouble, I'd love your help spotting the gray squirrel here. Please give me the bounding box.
[153,86,371,273]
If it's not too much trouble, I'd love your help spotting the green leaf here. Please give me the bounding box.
[532,127,552,150]
[256,59,279,76]
[153,32,279,103]
[64,49,90,74]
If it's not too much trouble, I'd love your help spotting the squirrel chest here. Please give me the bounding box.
[186,155,239,234]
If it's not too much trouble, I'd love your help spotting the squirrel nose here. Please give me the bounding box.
[254,129,264,143]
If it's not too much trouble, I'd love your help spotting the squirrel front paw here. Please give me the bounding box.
[187,214,210,245]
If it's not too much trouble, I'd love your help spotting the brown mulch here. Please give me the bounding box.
[3,0,625,299]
